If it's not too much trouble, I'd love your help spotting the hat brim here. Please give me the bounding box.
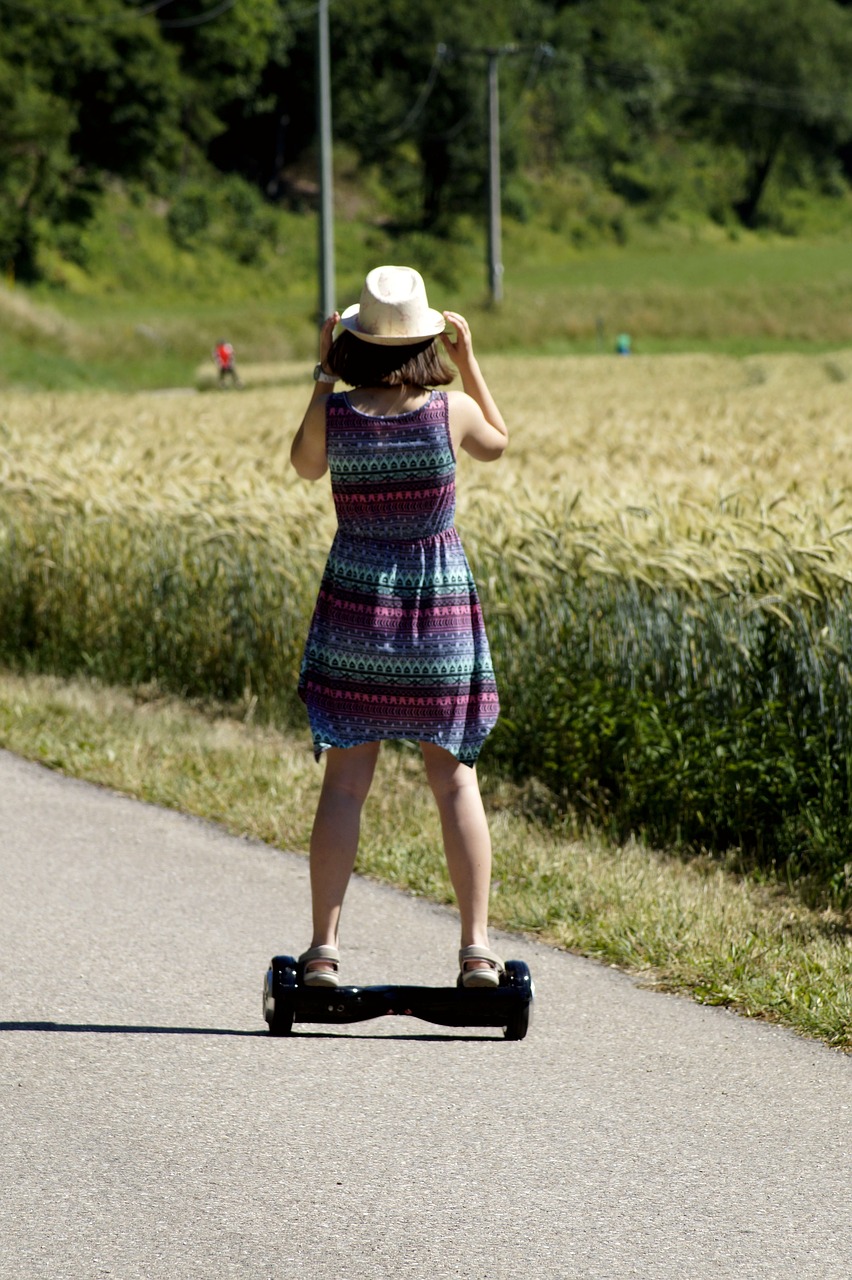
[338,304,446,345]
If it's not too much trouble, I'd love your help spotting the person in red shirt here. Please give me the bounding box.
[212,339,241,388]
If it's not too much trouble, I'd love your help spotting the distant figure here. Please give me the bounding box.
[213,339,241,388]
[615,332,632,356]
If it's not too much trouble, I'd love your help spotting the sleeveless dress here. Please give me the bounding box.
[298,390,499,766]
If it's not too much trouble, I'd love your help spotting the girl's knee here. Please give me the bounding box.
[321,743,379,804]
[420,742,479,800]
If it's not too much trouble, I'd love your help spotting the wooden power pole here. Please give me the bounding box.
[317,0,335,321]
[487,49,504,305]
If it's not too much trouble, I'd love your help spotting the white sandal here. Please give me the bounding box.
[299,945,340,988]
[458,945,504,989]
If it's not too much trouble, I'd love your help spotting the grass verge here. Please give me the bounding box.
[1,669,848,1051]
[8,220,852,392]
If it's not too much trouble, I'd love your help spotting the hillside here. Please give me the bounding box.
[4,180,852,392]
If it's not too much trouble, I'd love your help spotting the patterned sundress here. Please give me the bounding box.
[298,390,499,766]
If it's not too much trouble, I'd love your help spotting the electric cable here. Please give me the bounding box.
[0,0,238,27]
[502,42,555,129]
[158,0,237,29]
[0,0,177,21]
[382,43,449,142]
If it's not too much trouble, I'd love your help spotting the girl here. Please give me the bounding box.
[290,265,508,990]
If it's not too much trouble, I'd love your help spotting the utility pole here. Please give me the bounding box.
[473,42,552,304]
[487,49,504,305]
[317,0,335,322]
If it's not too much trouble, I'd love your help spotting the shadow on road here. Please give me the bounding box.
[0,1020,504,1042]
[0,1021,265,1036]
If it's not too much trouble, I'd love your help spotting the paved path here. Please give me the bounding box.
[1,748,850,1279]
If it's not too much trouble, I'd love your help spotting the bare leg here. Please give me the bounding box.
[420,742,493,961]
[308,743,380,958]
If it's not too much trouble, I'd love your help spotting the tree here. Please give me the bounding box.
[0,0,187,272]
[1,0,185,183]
[683,0,852,226]
[157,0,291,172]
[0,59,76,276]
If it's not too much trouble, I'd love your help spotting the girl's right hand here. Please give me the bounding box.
[319,311,340,367]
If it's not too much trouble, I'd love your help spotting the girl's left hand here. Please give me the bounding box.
[441,310,475,369]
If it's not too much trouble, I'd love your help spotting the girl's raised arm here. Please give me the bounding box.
[442,310,508,462]
[291,312,340,479]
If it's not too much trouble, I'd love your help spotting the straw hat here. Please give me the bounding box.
[339,265,446,345]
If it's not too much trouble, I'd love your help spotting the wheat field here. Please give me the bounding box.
[6,350,852,583]
[5,350,852,652]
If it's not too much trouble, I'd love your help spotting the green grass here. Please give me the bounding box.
[514,235,852,291]
[0,668,848,1050]
[0,330,199,393]
[489,233,852,355]
[6,184,852,391]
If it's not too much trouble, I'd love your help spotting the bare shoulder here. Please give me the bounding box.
[446,388,507,462]
[445,388,482,426]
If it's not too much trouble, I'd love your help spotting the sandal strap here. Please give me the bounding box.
[299,945,340,969]
[458,945,503,972]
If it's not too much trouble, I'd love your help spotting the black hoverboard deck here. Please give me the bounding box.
[263,954,534,1040]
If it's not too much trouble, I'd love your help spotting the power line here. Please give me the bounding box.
[0,0,176,21]
[672,73,852,117]
[503,42,555,129]
[159,0,237,29]
[382,43,449,142]
[0,0,236,27]
[414,42,550,144]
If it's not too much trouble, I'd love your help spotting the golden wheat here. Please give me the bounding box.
[3,350,852,597]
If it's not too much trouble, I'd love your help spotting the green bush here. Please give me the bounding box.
[486,576,852,900]
[167,184,214,248]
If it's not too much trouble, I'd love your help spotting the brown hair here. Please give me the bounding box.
[325,331,454,388]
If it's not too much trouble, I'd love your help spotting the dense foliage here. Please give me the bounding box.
[487,574,852,900]
[3,0,852,277]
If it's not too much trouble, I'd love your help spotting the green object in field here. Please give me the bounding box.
[615,333,632,355]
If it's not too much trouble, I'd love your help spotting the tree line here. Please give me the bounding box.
[3,0,852,278]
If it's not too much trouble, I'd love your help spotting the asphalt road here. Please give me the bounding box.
[1,748,850,1280]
